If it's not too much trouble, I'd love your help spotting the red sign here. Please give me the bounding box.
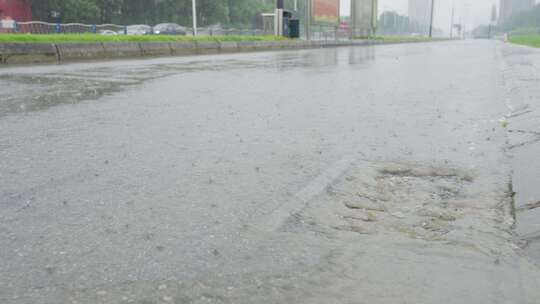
[0,0,32,22]
[312,0,340,25]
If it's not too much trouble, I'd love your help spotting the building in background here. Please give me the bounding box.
[498,0,534,23]
[0,0,32,21]
[408,0,432,32]
[351,0,378,37]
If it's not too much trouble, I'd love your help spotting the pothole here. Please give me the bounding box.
[280,161,512,245]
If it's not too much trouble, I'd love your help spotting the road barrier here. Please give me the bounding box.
[0,20,272,36]
[0,20,345,38]
[1,21,125,35]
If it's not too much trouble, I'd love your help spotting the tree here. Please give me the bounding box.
[378,11,424,36]
[31,0,99,23]
[31,0,274,27]
[95,0,123,23]
[228,0,271,27]
[502,4,540,31]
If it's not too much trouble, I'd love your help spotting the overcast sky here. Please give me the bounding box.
[340,0,538,33]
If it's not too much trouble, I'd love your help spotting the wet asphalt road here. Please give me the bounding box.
[1,40,540,303]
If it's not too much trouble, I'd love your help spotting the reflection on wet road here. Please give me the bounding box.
[0,47,374,117]
[1,41,539,304]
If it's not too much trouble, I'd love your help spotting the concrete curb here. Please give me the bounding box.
[170,41,197,56]
[218,41,239,53]
[140,42,172,56]
[0,43,58,64]
[56,43,106,61]
[195,41,220,54]
[237,41,257,52]
[102,42,142,58]
[0,39,444,65]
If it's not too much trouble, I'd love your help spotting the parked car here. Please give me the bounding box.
[153,23,187,35]
[99,30,118,36]
[123,24,153,35]
[198,23,223,35]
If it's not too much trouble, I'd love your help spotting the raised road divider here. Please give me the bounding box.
[0,43,58,64]
[194,41,221,54]
[0,39,442,65]
[140,42,173,56]
[102,42,143,58]
[170,42,197,56]
[218,41,239,53]
[56,43,106,61]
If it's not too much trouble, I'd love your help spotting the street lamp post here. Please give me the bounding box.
[450,1,455,39]
[428,0,435,38]
[305,0,312,40]
[192,0,197,36]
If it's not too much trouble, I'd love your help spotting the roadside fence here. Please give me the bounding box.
[0,20,372,41]
[0,20,124,34]
[0,20,273,36]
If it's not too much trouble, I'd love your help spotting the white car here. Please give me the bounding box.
[123,25,153,35]
[153,23,187,35]
[99,30,117,36]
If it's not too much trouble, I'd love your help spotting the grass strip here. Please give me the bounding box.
[509,35,540,48]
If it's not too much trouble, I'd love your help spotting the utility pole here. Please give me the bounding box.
[350,0,356,39]
[192,0,197,36]
[305,0,311,40]
[429,0,435,38]
[489,3,497,39]
[458,17,462,39]
[450,1,455,39]
[276,0,283,36]
[428,0,435,38]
